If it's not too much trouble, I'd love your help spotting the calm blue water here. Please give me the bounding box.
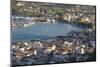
[11,23,86,41]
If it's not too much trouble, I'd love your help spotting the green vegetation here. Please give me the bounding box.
[11,1,95,17]
[11,1,96,28]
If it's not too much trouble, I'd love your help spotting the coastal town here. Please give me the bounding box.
[11,28,96,66]
[11,1,95,28]
[11,1,96,66]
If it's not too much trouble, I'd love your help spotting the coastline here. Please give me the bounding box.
[11,28,96,66]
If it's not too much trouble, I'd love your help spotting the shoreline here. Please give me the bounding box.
[11,28,96,66]
[11,28,96,43]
